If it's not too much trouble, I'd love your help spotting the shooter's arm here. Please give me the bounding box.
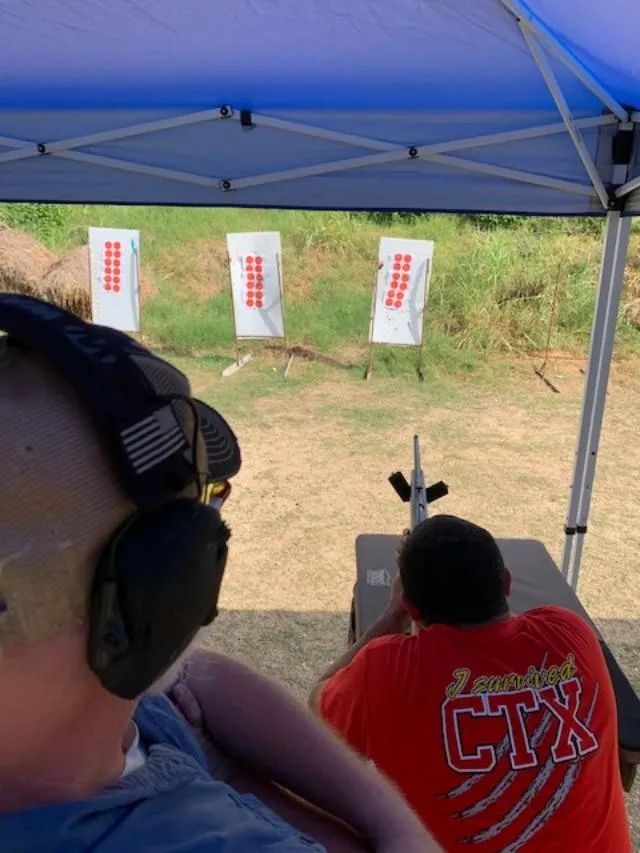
[310,577,409,709]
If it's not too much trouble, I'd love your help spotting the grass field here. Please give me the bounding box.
[2,203,639,843]
[4,203,640,373]
[176,353,640,846]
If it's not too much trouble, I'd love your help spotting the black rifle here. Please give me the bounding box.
[389,435,448,529]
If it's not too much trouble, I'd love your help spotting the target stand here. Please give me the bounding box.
[226,232,288,376]
[366,237,433,381]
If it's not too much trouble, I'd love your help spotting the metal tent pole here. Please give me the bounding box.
[562,211,632,588]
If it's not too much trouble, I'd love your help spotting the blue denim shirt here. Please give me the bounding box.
[0,695,325,853]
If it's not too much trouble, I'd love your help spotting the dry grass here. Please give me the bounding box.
[155,237,339,305]
[185,355,640,845]
[153,237,228,301]
[40,244,157,320]
[40,244,92,319]
[0,228,57,295]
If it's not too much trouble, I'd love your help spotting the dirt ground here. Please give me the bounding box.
[183,353,640,846]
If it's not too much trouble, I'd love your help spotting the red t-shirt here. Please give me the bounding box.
[321,607,631,852]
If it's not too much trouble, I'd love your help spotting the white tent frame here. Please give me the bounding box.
[0,111,615,195]
[0,4,636,589]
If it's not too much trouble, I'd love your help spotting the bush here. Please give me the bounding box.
[0,203,70,246]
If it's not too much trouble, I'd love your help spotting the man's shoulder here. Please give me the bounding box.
[2,747,325,853]
[517,606,606,664]
[520,605,597,636]
[364,632,417,656]
[355,633,419,676]
[105,773,325,853]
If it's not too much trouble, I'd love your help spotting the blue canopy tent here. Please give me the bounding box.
[0,0,638,587]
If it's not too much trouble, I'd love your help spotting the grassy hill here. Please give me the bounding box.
[2,203,639,374]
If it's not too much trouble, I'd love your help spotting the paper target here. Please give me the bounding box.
[89,228,141,332]
[370,237,433,346]
[227,232,284,339]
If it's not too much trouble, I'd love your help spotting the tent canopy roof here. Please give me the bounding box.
[0,0,638,214]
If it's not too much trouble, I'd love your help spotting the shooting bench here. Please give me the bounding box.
[351,534,640,792]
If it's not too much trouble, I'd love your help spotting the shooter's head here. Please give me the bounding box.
[398,515,511,627]
[0,294,241,722]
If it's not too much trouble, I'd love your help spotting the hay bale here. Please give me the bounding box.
[0,227,58,295]
[41,244,92,320]
[41,244,155,320]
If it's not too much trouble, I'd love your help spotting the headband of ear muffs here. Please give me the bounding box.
[0,294,232,699]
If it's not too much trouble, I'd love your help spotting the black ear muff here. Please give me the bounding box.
[88,499,229,700]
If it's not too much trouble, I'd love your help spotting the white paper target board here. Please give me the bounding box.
[370,237,434,346]
[227,232,284,339]
[89,228,141,333]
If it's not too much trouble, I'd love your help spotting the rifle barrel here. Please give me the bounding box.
[411,434,427,529]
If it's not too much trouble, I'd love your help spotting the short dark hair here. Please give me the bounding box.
[398,515,507,626]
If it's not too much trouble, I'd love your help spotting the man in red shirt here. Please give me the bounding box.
[310,515,632,852]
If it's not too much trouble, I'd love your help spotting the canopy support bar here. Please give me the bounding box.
[0,110,604,198]
[562,211,632,589]
[519,24,610,209]
[228,147,592,196]
[0,107,227,166]
[499,0,628,121]
[232,112,615,155]
[616,173,640,200]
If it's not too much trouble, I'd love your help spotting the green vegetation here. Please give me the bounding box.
[2,203,639,373]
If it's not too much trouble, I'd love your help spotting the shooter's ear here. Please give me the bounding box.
[401,593,423,624]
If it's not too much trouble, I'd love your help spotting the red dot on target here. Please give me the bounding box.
[256,274,264,283]
[246,255,254,263]
[247,272,255,282]
[247,298,254,307]
[105,249,113,259]
[394,253,402,261]
[113,285,121,293]
[395,300,402,308]
[392,272,400,282]
[104,284,112,292]
[113,258,121,268]
[256,299,263,308]
[114,242,121,249]
[400,282,407,290]
[402,264,410,272]
[113,276,121,284]
[402,273,410,283]
[255,256,263,263]
[105,242,112,249]
[114,249,121,259]
[385,298,393,307]
[104,275,112,283]
[403,254,412,262]
[393,263,401,271]
[256,282,264,291]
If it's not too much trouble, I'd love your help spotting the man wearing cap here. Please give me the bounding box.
[0,294,436,853]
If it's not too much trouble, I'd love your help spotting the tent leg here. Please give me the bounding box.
[562,211,632,589]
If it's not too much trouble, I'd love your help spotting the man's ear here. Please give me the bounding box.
[502,567,512,598]
[401,593,423,624]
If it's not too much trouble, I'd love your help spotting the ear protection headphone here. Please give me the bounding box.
[0,294,231,700]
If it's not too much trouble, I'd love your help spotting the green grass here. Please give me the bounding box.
[170,355,329,422]
[2,203,640,374]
